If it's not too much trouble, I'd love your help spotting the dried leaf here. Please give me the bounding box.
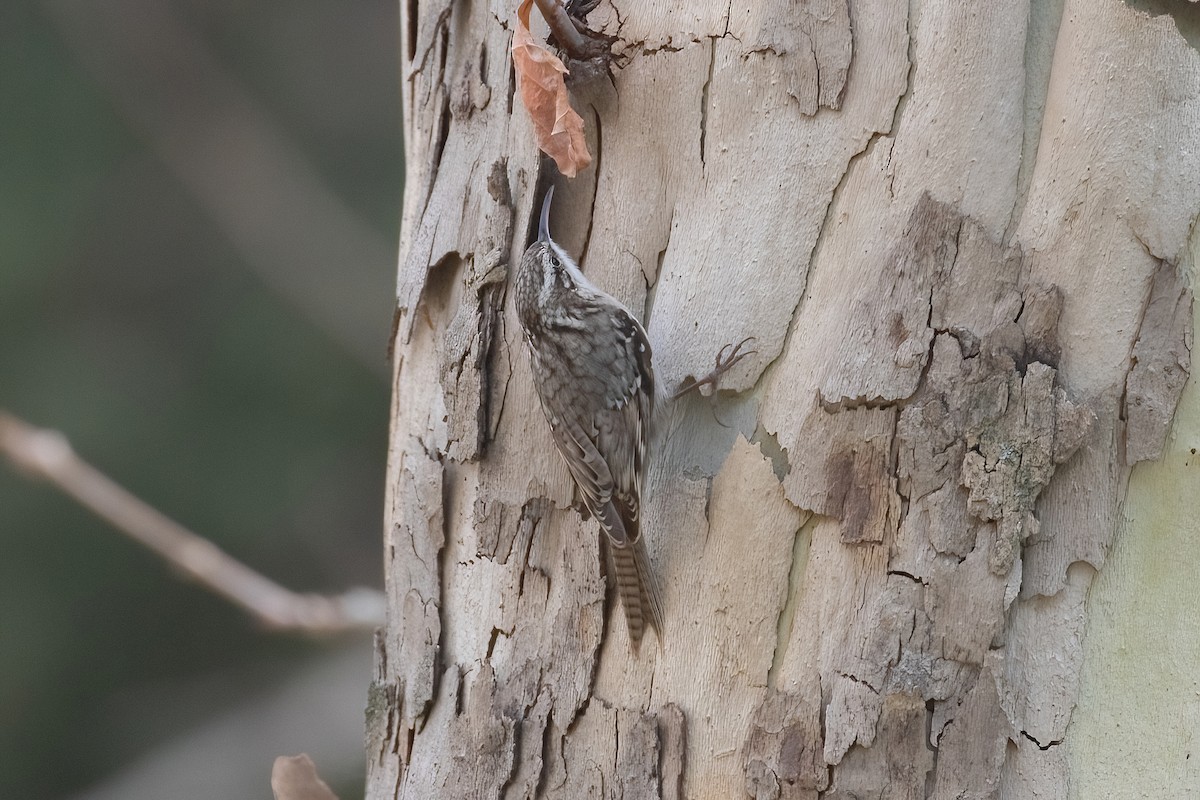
[512,0,591,177]
[271,754,339,800]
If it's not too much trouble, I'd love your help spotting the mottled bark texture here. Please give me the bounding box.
[369,0,1200,797]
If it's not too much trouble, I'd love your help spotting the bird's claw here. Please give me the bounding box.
[672,336,758,399]
[715,336,757,374]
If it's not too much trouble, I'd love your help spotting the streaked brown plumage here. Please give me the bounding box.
[514,187,665,652]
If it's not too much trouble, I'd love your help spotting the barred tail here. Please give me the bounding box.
[609,537,666,654]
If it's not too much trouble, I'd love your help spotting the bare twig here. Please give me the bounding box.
[0,411,385,634]
[535,0,613,60]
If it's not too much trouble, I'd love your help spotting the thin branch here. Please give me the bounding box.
[0,411,385,634]
[535,0,613,60]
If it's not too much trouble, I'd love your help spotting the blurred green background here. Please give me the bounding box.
[1,0,400,797]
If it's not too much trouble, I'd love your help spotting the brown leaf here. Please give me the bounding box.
[512,0,591,177]
[271,754,340,800]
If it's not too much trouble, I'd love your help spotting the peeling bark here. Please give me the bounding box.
[744,688,827,798]
[1124,258,1194,464]
[372,0,1200,797]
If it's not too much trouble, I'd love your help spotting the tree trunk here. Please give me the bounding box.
[368,1,1199,797]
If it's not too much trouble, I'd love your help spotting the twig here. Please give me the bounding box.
[535,0,612,60]
[0,411,385,634]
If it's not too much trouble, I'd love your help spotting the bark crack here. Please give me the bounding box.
[887,569,924,585]
[700,36,716,168]
[578,111,603,267]
[763,125,899,389]
[410,4,452,78]
[839,671,881,695]
[1020,729,1063,751]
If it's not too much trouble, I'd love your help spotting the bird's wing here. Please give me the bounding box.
[532,303,664,647]
[534,304,653,547]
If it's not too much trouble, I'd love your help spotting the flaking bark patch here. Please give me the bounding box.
[959,362,1094,575]
[825,436,900,545]
[745,0,853,114]
[763,195,1101,799]
[388,457,446,737]
[825,693,932,800]
[658,703,688,800]
[821,195,963,408]
[475,496,547,564]
[436,159,515,462]
[743,688,828,798]
[408,663,518,796]
[1124,257,1194,463]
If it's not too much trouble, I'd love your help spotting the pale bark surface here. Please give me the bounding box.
[369,1,1199,797]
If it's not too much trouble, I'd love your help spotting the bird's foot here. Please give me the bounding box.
[671,337,757,399]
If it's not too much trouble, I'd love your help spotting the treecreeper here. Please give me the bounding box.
[514,187,753,653]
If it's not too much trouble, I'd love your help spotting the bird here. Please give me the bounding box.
[514,185,666,653]
[514,187,755,653]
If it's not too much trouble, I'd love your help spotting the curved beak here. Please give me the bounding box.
[538,186,554,243]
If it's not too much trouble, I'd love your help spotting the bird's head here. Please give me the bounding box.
[515,187,590,330]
